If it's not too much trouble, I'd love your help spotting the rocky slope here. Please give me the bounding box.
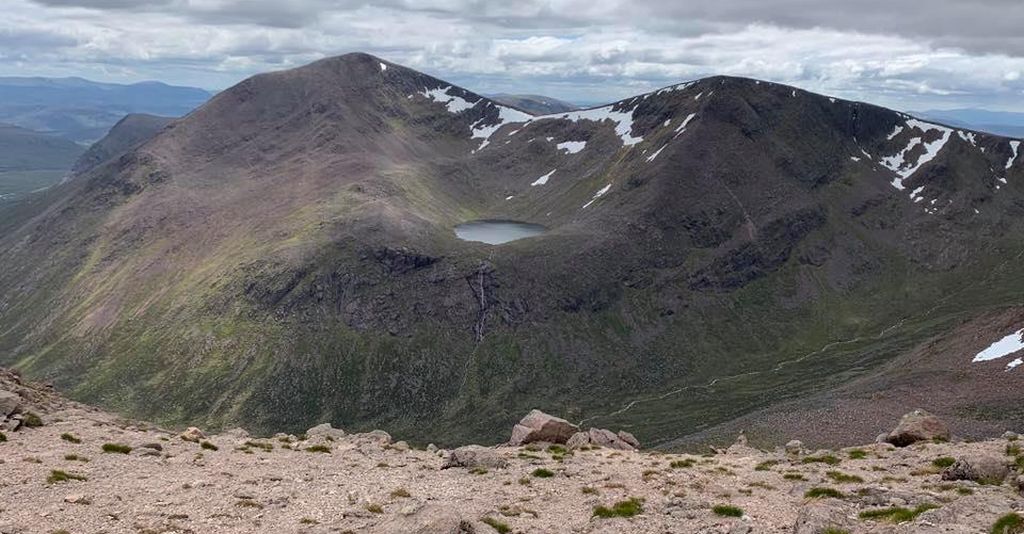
[2,370,1024,533]
[2,53,1024,448]
[70,114,173,175]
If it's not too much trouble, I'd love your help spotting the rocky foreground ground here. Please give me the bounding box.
[1,369,1023,533]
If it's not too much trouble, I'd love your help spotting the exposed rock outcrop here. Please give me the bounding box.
[441,445,507,470]
[942,453,1010,484]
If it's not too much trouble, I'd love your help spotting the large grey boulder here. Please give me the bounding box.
[440,445,507,470]
[509,409,579,446]
[886,409,950,447]
[941,453,1009,484]
[0,390,20,419]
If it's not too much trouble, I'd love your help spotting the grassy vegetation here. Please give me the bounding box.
[245,440,273,452]
[802,454,840,465]
[21,412,43,428]
[847,449,867,460]
[859,504,938,523]
[670,459,695,468]
[200,441,218,451]
[826,471,864,483]
[805,487,844,499]
[992,513,1024,534]
[593,497,644,519]
[47,470,87,484]
[754,460,779,471]
[101,443,132,454]
[390,488,411,498]
[531,468,555,478]
[60,433,81,444]
[64,454,89,462]
[365,503,383,514]
[712,505,744,518]
[481,517,511,533]
[932,457,956,468]
[305,445,331,453]
[783,473,806,481]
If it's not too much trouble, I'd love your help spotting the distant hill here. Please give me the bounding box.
[0,76,210,143]
[488,93,578,115]
[72,113,173,175]
[915,108,1024,138]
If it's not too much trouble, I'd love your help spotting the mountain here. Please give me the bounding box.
[2,53,1023,449]
[71,114,174,175]
[0,123,84,203]
[0,76,210,143]
[915,108,1024,138]
[488,93,578,115]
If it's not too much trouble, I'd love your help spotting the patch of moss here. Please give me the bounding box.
[101,443,132,454]
[21,412,43,428]
[802,454,840,465]
[859,504,938,523]
[481,516,511,533]
[931,457,955,468]
[531,468,555,478]
[755,460,779,471]
[670,459,695,469]
[60,433,81,444]
[992,513,1024,534]
[47,470,87,484]
[826,471,864,483]
[805,487,845,499]
[593,497,644,519]
[305,445,331,453]
[847,449,867,460]
[712,505,744,518]
[200,441,218,451]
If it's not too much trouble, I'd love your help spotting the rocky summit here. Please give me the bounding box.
[2,369,1024,533]
[1,53,1023,450]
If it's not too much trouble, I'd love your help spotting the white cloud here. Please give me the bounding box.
[4,0,1024,111]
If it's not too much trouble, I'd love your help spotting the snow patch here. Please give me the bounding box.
[505,195,514,200]
[471,104,533,150]
[557,141,586,154]
[531,169,556,186]
[957,131,977,146]
[1007,357,1023,371]
[973,328,1024,363]
[421,86,477,113]
[850,156,860,162]
[880,119,953,190]
[1008,140,1020,170]
[380,62,387,72]
[646,145,667,162]
[582,183,613,209]
[886,125,904,141]
[532,105,643,146]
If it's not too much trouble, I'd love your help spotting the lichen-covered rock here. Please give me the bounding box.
[0,390,19,419]
[617,430,640,449]
[941,453,1009,484]
[440,445,507,470]
[508,410,579,445]
[886,409,950,447]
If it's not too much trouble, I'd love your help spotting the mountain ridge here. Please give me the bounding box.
[2,52,1023,449]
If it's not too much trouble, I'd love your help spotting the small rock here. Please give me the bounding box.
[785,440,804,454]
[426,443,438,453]
[886,409,949,447]
[179,427,206,442]
[64,494,90,504]
[566,431,590,450]
[222,427,250,440]
[617,430,641,449]
[391,440,410,452]
[941,453,1009,484]
[306,423,345,440]
[1003,431,1019,441]
[440,445,507,470]
[508,409,579,446]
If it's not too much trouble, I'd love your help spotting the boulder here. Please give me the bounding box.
[566,427,639,450]
[221,427,250,440]
[306,423,345,440]
[941,453,1009,484]
[508,409,578,446]
[372,505,475,534]
[0,390,19,419]
[886,409,950,447]
[785,440,804,454]
[440,445,507,470]
[793,501,855,534]
[391,440,411,452]
[351,429,392,447]
[179,427,206,442]
[617,431,641,449]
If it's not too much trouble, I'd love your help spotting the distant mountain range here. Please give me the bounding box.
[914,108,1024,138]
[487,94,578,115]
[0,76,210,143]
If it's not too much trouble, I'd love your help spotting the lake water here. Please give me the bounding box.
[454,219,548,245]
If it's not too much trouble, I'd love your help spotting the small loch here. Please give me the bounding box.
[454,219,547,245]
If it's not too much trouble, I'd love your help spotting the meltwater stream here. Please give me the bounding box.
[454,219,547,245]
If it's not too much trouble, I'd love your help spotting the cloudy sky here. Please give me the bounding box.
[3,0,1024,110]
